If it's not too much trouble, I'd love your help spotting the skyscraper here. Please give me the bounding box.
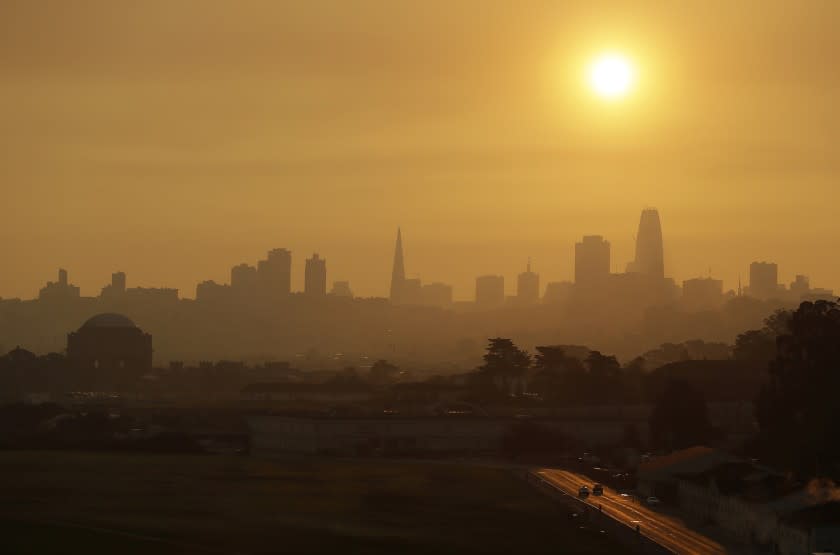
[574,235,610,286]
[475,275,505,309]
[231,263,258,291]
[111,272,127,294]
[749,261,779,299]
[543,281,573,304]
[627,208,665,279]
[389,228,406,304]
[304,253,327,296]
[516,259,540,305]
[101,271,126,299]
[257,248,291,301]
[39,268,81,301]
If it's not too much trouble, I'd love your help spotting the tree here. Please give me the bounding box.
[764,309,792,336]
[585,351,621,379]
[734,308,793,367]
[733,329,776,365]
[641,343,691,371]
[529,346,586,403]
[533,346,570,372]
[649,379,713,451]
[755,301,840,476]
[620,357,646,403]
[477,338,531,395]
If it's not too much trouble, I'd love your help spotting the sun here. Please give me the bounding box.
[588,53,636,100]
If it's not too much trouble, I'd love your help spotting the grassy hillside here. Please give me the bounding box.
[0,451,618,554]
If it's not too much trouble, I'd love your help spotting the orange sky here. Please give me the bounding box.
[2,1,839,300]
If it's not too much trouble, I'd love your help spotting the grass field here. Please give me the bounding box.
[0,451,618,554]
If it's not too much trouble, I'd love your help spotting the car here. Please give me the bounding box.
[645,496,661,506]
[578,485,590,498]
[592,484,604,496]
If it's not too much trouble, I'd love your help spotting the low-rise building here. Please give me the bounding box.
[241,382,373,404]
[669,449,840,554]
[637,446,738,500]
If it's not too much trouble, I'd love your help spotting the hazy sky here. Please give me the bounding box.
[2,1,839,300]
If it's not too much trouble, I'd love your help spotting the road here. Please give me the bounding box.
[534,468,727,555]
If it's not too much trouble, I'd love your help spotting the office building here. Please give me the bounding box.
[257,248,291,301]
[543,281,574,304]
[574,236,610,286]
[231,263,258,292]
[516,260,540,305]
[304,253,327,296]
[100,271,126,299]
[401,278,423,305]
[475,275,505,309]
[421,282,453,308]
[196,280,231,303]
[627,208,665,279]
[38,268,81,301]
[749,262,780,300]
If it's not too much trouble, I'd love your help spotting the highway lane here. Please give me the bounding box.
[534,468,727,555]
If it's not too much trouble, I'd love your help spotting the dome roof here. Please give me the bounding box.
[5,346,36,361]
[80,313,137,330]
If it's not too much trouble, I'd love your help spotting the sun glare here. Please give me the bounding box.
[588,53,636,100]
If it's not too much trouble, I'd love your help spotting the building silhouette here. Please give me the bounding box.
[401,278,423,305]
[38,269,80,301]
[389,228,406,305]
[543,281,573,304]
[304,253,327,296]
[575,236,610,286]
[231,263,258,292]
[100,271,126,299]
[475,275,504,309]
[196,280,231,303]
[421,282,453,308]
[123,287,178,303]
[329,281,353,298]
[516,260,540,305]
[789,274,810,299]
[257,248,291,301]
[627,208,665,279]
[749,261,779,300]
[67,313,152,389]
[788,274,834,302]
[682,277,724,311]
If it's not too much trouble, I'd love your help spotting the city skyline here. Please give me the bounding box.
[4,2,840,304]
[2,4,840,555]
[6,207,834,303]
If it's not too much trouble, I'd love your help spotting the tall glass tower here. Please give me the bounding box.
[629,208,665,279]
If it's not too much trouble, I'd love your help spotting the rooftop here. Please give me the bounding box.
[80,313,137,330]
[639,446,737,478]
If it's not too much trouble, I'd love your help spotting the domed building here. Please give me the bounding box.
[67,314,152,388]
